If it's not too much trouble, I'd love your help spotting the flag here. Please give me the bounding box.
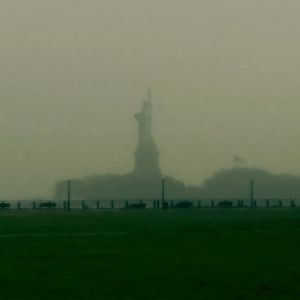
[234,155,246,164]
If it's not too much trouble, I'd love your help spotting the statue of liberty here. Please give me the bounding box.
[133,89,161,177]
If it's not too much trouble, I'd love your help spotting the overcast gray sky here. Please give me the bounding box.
[1,0,300,199]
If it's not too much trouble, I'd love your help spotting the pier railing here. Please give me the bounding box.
[0,199,299,210]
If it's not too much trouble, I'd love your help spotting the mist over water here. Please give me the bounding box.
[1,1,300,199]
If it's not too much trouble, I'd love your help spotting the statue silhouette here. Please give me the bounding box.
[133,89,161,177]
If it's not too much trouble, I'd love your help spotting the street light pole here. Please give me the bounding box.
[250,180,254,208]
[162,176,166,209]
[67,179,71,211]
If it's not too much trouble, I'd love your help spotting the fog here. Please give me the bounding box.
[1,1,300,199]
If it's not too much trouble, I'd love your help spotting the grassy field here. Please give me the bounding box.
[0,209,300,299]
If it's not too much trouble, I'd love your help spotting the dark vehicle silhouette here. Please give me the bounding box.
[217,201,233,208]
[173,201,193,208]
[126,203,146,209]
[39,202,57,209]
[0,202,10,209]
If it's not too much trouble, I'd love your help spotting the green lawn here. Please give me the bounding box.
[0,209,300,299]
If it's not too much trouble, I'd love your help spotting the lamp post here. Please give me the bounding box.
[162,176,167,209]
[250,180,254,208]
[67,179,71,211]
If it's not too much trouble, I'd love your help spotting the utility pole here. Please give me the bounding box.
[67,179,71,211]
[250,180,254,208]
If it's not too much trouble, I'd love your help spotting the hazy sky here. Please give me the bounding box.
[1,0,300,199]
